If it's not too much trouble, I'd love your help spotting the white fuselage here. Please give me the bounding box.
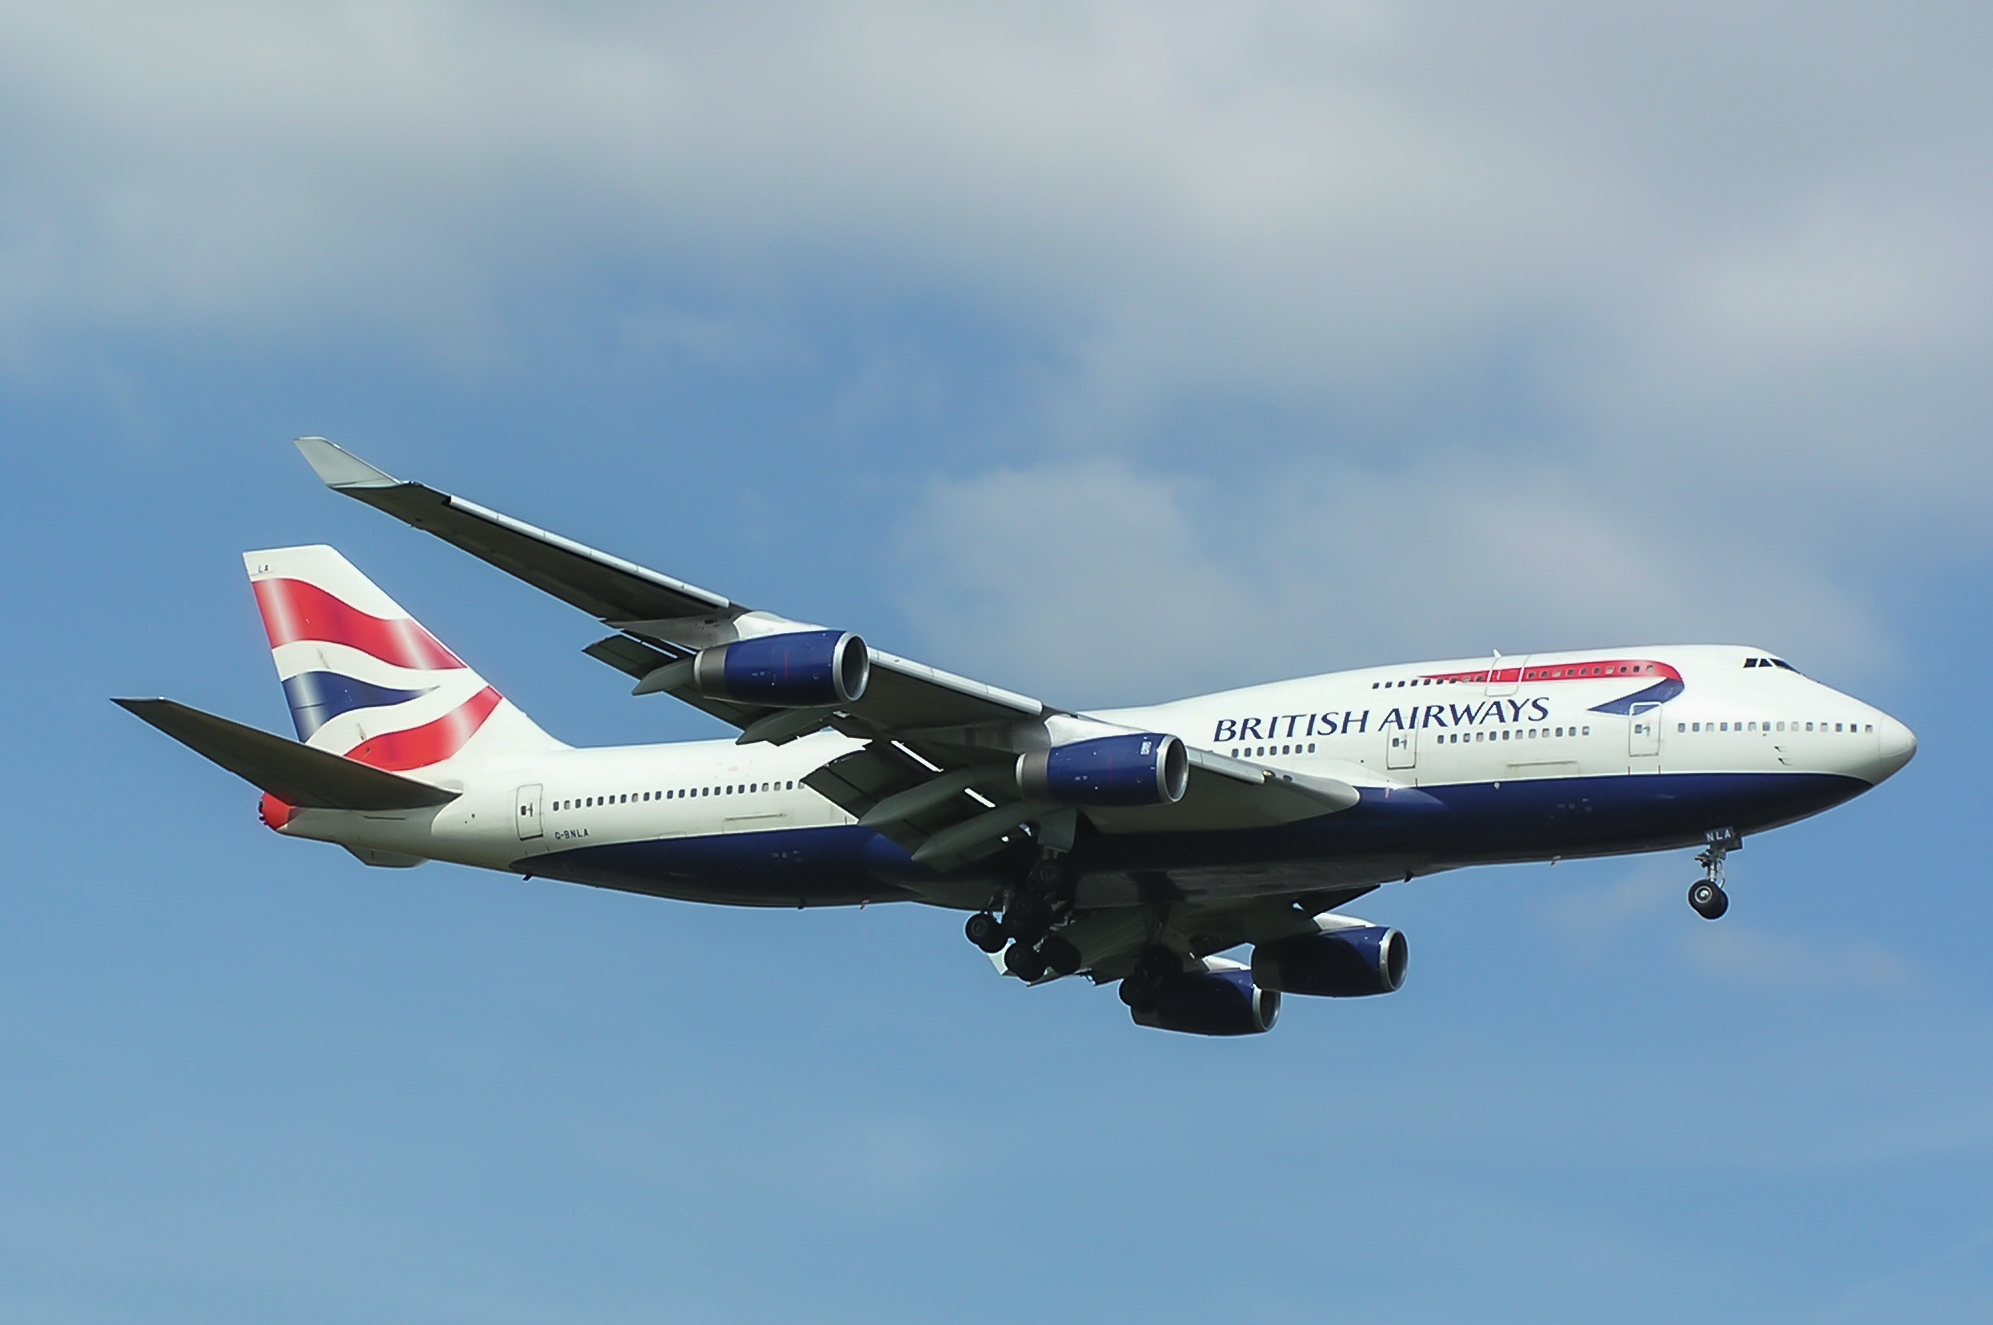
[273,644,1913,905]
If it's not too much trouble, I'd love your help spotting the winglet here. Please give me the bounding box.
[294,436,401,490]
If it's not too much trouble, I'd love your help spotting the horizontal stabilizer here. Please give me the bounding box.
[113,698,460,811]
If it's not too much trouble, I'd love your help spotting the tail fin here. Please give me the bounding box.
[244,545,563,770]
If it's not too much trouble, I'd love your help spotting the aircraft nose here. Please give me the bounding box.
[1875,714,1917,780]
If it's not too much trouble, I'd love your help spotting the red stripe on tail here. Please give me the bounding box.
[340,686,502,771]
[252,578,465,672]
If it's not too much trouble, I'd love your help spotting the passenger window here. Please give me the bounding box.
[1308,743,1316,752]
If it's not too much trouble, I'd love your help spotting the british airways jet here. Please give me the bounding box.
[117,439,1917,1036]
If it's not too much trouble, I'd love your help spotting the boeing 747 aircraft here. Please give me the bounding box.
[118,439,1917,1035]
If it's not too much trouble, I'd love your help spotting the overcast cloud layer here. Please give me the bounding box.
[2,1,1987,698]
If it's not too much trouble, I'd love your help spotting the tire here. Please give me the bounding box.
[965,912,1006,953]
[1688,880,1728,920]
[1039,935,1083,977]
[1004,943,1049,982]
[1118,973,1158,1010]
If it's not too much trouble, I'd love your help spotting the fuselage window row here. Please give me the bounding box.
[1676,721,1874,734]
[1432,726,1589,744]
[553,780,798,812]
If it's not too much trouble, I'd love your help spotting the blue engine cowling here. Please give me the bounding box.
[1016,733,1188,806]
[692,630,870,707]
[1251,925,1408,997]
[1130,969,1280,1036]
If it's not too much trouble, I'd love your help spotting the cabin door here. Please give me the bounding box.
[515,784,544,840]
[1628,705,1662,760]
[1485,652,1527,696]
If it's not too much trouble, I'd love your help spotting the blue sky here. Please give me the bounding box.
[3,4,1991,1321]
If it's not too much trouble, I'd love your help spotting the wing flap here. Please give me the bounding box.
[115,698,459,811]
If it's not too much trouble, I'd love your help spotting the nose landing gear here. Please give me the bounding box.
[1688,827,1738,920]
[1688,878,1728,920]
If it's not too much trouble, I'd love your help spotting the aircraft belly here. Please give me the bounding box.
[524,824,926,908]
[1075,770,1867,876]
[511,769,1866,908]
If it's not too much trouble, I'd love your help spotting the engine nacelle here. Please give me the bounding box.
[692,630,869,708]
[1130,970,1280,1036]
[1016,733,1188,806]
[1251,925,1408,997]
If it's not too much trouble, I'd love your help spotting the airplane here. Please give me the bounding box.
[116,438,1918,1036]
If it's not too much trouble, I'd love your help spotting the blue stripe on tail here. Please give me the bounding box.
[280,671,435,740]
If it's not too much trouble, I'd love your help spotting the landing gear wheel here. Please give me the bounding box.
[1118,949,1179,1010]
[1688,880,1729,920]
[1039,935,1082,978]
[1004,942,1049,982]
[965,912,1006,953]
[1002,896,1052,949]
[1118,973,1158,1010]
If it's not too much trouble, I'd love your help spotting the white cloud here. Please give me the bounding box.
[1681,922,1919,997]
[0,1,1985,667]
[896,454,1884,703]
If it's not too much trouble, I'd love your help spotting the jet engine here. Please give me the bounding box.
[1130,969,1280,1036]
[1251,925,1408,997]
[1016,733,1188,806]
[692,629,870,707]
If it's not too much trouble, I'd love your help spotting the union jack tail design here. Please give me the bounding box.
[244,545,562,772]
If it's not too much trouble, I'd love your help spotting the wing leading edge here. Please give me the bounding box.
[293,437,1354,872]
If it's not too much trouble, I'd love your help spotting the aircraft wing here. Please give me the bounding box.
[296,437,1353,869]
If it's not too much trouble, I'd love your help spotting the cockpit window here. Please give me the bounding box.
[1770,658,1798,672]
[1743,658,1759,668]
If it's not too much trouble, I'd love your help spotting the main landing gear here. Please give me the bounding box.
[1116,947,1182,1012]
[1688,826,1739,921]
[967,859,1083,981]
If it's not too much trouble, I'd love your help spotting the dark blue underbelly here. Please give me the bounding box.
[522,771,1868,907]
